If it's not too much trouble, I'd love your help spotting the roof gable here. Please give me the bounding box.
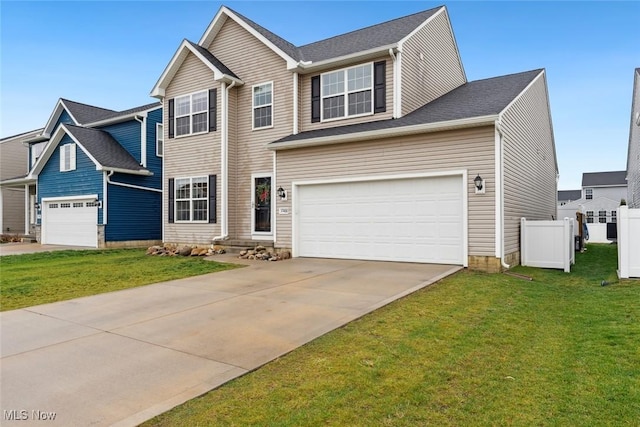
[150,38,242,98]
[29,124,151,177]
[581,171,627,187]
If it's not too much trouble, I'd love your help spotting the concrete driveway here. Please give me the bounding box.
[0,255,460,426]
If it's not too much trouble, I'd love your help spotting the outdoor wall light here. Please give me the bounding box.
[34,202,41,210]
[474,174,485,194]
[277,186,287,201]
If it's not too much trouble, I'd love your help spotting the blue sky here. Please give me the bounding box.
[1,1,637,190]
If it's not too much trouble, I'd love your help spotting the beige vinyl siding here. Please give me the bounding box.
[400,8,465,116]
[627,70,640,208]
[275,126,496,256]
[500,73,557,256]
[0,136,30,234]
[163,53,221,244]
[299,57,394,133]
[208,18,293,240]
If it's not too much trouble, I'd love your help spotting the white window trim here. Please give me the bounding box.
[156,123,164,157]
[174,176,208,223]
[175,90,208,138]
[252,81,274,130]
[60,143,76,172]
[320,62,374,123]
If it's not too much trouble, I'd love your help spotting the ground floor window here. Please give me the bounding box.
[175,177,208,222]
[586,211,594,223]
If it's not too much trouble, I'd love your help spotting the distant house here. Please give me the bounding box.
[2,99,163,247]
[151,5,558,272]
[0,129,41,235]
[558,171,627,242]
[557,189,581,206]
[627,68,640,208]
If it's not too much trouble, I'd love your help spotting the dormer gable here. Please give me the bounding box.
[42,98,117,138]
[150,39,243,98]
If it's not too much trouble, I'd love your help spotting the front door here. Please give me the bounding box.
[252,174,272,236]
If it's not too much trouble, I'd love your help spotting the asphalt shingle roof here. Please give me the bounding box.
[272,69,542,144]
[228,6,442,63]
[581,171,627,187]
[63,124,148,172]
[558,190,582,201]
[186,40,239,79]
[61,99,161,125]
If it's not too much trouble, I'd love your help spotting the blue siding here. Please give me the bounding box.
[37,134,104,224]
[105,184,161,241]
[145,108,163,188]
[100,120,141,161]
[53,110,74,132]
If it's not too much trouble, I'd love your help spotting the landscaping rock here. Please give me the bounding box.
[179,246,193,256]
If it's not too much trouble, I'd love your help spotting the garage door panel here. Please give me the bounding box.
[43,199,97,247]
[297,176,464,265]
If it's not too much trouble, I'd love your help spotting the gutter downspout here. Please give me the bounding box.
[134,114,148,167]
[292,72,299,135]
[213,80,236,242]
[388,48,398,119]
[495,119,510,269]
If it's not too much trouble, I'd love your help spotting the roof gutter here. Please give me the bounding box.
[290,44,398,73]
[268,114,498,151]
[83,105,162,128]
[101,166,153,176]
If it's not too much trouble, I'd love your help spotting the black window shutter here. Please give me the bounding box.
[168,99,175,138]
[168,178,175,223]
[209,89,217,132]
[208,174,217,224]
[374,61,386,113]
[311,75,321,123]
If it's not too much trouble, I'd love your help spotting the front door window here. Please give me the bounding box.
[253,176,271,233]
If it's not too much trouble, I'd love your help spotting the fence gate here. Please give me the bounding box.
[617,206,640,278]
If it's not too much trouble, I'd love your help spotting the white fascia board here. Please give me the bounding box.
[200,6,298,69]
[290,44,398,73]
[150,40,243,98]
[268,115,498,151]
[0,129,43,144]
[28,124,74,177]
[42,99,80,137]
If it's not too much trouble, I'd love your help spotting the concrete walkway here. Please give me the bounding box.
[0,255,460,426]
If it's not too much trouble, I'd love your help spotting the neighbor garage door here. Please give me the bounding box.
[297,175,464,265]
[42,199,98,247]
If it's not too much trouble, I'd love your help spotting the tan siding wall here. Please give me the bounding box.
[501,74,557,257]
[275,126,496,256]
[627,70,640,208]
[299,57,394,133]
[208,18,293,240]
[163,53,221,244]
[1,137,30,234]
[401,9,465,116]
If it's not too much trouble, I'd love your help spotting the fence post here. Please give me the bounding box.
[563,217,571,272]
[520,217,527,266]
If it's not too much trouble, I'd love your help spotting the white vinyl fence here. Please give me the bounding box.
[521,217,575,272]
[617,206,640,279]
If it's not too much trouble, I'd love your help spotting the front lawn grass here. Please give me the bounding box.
[145,244,639,426]
[0,249,240,311]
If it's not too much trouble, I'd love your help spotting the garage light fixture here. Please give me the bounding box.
[34,202,40,210]
[277,186,287,201]
[474,174,485,194]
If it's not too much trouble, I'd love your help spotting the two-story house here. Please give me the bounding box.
[151,5,558,272]
[7,98,164,248]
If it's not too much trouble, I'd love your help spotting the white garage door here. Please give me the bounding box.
[42,199,98,247]
[297,175,464,265]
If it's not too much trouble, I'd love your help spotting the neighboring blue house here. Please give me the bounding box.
[23,98,163,247]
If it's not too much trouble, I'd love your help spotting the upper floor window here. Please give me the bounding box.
[175,91,208,137]
[156,123,164,157]
[585,188,593,200]
[321,63,373,121]
[60,143,76,172]
[31,142,46,167]
[253,82,273,129]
